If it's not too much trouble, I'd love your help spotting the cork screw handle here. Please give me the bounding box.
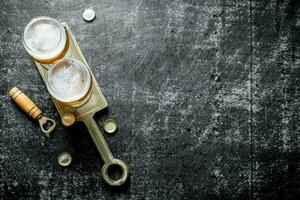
[9,87,56,136]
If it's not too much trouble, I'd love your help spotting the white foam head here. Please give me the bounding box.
[23,16,66,61]
[47,59,91,103]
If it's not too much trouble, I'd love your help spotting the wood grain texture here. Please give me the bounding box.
[9,87,42,120]
[0,0,299,199]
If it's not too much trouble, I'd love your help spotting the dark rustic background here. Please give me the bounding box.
[0,0,299,199]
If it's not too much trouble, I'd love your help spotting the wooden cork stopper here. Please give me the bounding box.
[9,87,42,120]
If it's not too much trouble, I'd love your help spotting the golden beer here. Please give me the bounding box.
[23,16,68,63]
[46,59,92,106]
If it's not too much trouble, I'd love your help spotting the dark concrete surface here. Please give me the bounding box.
[0,0,300,199]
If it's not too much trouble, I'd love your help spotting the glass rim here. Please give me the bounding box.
[47,58,92,103]
[22,16,66,60]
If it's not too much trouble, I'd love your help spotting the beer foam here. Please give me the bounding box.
[25,22,60,53]
[23,17,66,61]
[49,63,85,99]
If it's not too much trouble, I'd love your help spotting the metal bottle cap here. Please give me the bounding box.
[82,8,96,22]
[61,113,76,127]
[57,151,72,167]
[103,119,118,134]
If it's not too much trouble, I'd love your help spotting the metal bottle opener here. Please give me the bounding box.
[32,23,129,186]
[9,87,56,136]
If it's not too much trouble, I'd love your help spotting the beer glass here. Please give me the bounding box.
[23,16,68,63]
[46,59,92,106]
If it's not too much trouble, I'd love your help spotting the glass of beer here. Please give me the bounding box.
[46,59,92,106]
[23,16,68,63]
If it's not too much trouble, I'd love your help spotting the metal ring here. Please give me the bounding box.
[101,159,129,186]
